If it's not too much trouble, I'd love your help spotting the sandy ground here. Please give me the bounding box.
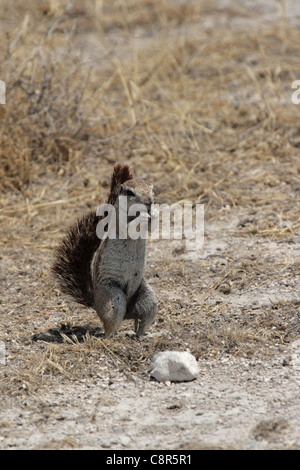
[1,211,299,450]
[0,0,300,451]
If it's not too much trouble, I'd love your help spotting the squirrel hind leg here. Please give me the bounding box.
[126,279,157,336]
[94,284,126,337]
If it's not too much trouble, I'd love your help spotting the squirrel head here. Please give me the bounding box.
[119,178,153,216]
[105,164,157,236]
[121,179,153,204]
[115,179,155,235]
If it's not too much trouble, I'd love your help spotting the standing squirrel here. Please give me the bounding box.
[52,163,157,337]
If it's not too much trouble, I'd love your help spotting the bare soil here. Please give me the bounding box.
[0,0,300,450]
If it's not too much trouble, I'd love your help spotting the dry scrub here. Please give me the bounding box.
[0,0,300,399]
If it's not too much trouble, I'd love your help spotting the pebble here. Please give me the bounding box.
[218,282,231,294]
[119,435,131,446]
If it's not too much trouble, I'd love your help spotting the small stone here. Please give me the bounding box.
[150,351,199,382]
[119,435,131,446]
[218,282,231,294]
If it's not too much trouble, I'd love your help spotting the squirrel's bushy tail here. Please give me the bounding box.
[107,162,133,205]
[52,210,99,307]
[52,164,133,307]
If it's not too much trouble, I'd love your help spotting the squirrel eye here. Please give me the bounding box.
[125,189,135,197]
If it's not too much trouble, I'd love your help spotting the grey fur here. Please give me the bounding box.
[53,164,157,337]
[92,178,157,336]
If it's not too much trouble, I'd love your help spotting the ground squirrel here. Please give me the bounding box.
[52,164,157,337]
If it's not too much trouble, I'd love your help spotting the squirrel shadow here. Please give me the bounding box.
[32,323,104,344]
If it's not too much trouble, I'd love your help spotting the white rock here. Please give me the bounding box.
[150,351,199,382]
[119,435,131,446]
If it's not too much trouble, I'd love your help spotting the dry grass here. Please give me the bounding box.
[1,0,300,395]
[1,1,300,211]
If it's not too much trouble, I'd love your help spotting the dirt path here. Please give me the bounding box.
[1,213,299,450]
[1,351,299,450]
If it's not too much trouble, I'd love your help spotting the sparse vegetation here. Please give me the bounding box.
[0,0,300,450]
